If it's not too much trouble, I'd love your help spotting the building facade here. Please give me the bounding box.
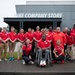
[4,1,75,32]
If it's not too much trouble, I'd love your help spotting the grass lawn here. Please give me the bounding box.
[2,52,22,59]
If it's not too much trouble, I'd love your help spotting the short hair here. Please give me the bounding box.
[3,27,7,29]
[0,27,2,32]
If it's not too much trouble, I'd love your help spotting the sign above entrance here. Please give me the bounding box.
[16,13,62,18]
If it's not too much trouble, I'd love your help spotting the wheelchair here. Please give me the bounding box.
[35,49,53,67]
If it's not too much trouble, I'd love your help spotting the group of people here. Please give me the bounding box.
[0,24,75,67]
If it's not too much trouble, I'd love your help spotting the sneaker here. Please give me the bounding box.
[43,60,47,66]
[29,61,34,65]
[0,59,2,61]
[11,57,15,61]
[23,60,25,65]
[40,60,43,66]
[4,58,7,61]
[61,60,64,64]
[9,57,12,61]
[70,60,74,63]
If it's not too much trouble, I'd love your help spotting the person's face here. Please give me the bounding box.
[11,27,14,32]
[36,26,40,31]
[20,29,24,33]
[56,28,60,32]
[49,27,52,31]
[28,28,31,32]
[3,28,6,32]
[32,29,34,33]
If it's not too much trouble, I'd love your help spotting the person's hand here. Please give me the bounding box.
[42,48,46,50]
[55,55,59,58]
[29,55,32,59]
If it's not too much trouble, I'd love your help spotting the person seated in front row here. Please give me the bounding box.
[22,39,34,65]
[37,34,51,66]
[53,40,65,64]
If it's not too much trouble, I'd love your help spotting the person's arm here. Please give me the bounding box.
[53,49,59,58]
[59,49,64,56]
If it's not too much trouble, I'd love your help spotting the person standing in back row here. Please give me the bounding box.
[17,29,25,60]
[8,27,17,61]
[33,26,42,50]
[53,27,67,47]
[0,27,8,61]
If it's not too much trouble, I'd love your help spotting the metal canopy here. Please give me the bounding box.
[4,18,62,23]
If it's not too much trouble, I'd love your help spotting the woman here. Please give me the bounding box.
[22,39,34,65]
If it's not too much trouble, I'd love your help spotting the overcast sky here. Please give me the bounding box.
[0,0,75,28]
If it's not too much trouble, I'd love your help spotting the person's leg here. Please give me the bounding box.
[38,49,42,61]
[0,44,3,61]
[55,56,64,61]
[17,42,22,60]
[4,43,8,60]
[22,56,31,63]
[9,42,12,58]
[67,46,71,60]
[44,49,49,61]
[11,42,16,60]
[30,52,36,61]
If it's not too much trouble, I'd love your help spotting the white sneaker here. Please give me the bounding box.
[40,60,43,66]
[4,58,7,61]
[23,60,25,65]
[0,59,2,61]
[30,61,34,65]
[43,60,47,66]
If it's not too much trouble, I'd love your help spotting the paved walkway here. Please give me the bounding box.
[0,60,75,73]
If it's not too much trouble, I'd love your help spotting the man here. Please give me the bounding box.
[48,27,53,36]
[0,27,8,61]
[66,29,75,63]
[17,29,25,60]
[71,24,75,45]
[37,34,51,66]
[8,27,17,61]
[71,24,75,33]
[0,27,2,61]
[53,27,67,47]
[25,28,33,44]
[33,26,42,50]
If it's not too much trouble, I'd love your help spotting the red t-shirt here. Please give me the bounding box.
[38,39,51,49]
[17,33,25,42]
[22,44,32,56]
[0,31,8,42]
[33,31,42,41]
[25,32,33,41]
[71,28,75,34]
[53,32,67,47]
[48,31,53,36]
[46,33,53,43]
[54,45,64,56]
[71,28,75,44]
[8,32,17,42]
[66,34,74,45]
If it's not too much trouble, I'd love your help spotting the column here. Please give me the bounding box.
[53,21,57,28]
